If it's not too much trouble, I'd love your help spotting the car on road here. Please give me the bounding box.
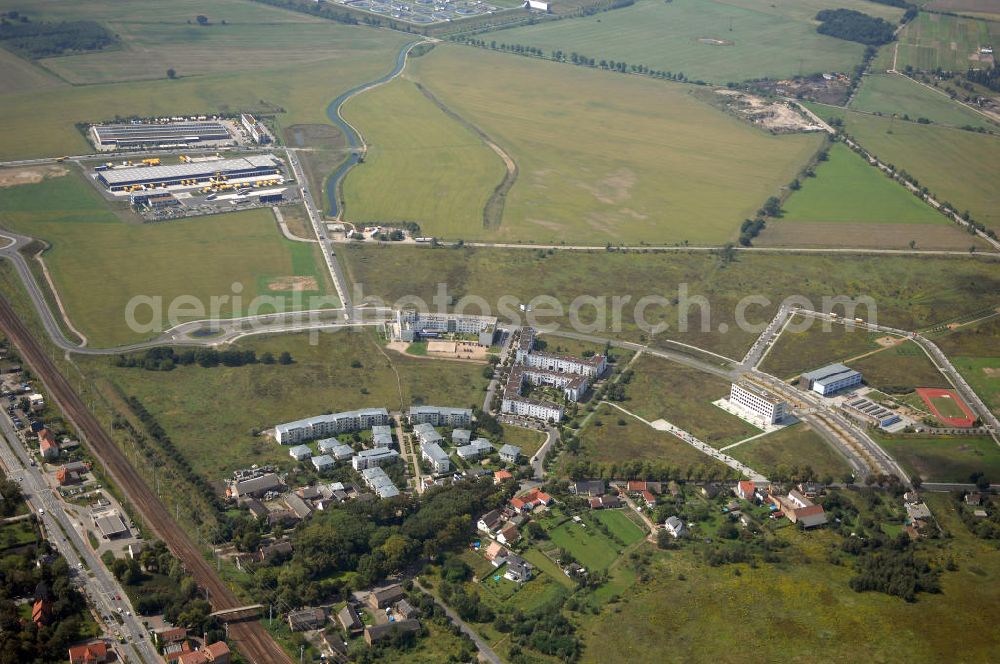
[38,509,44,516]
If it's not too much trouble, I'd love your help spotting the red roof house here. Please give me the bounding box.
[68,642,108,664]
[494,470,513,484]
[641,490,656,507]
[735,481,755,500]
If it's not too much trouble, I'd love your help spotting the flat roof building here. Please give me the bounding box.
[499,444,521,464]
[800,364,862,396]
[360,466,400,499]
[729,381,787,424]
[394,310,496,346]
[409,405,473,427]
[421,441,451,474]
[97,155,280,191]
[456,438,494,462]
[93,120,231,148]
[276,408,389,445]
[351,447,400,471]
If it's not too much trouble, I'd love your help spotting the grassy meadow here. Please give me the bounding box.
[623,355,760,448]
[341,77,505,228]
[842,111,1000,233]
[727,423,852,481]
[366,44,823,245]
[0,171,333,346]
[0,47,65,94]
[496,0,897,84]
[851,74,997,131]
[876,435,1000,482]
[848,341,951,390]
[341,244,1000,360]
[77,327,489,480]
[952,357,1000,417]
[895,11,1000,71]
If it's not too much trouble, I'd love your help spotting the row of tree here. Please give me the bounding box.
[112,347,293,371]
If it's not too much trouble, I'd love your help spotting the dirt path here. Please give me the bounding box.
[413,82,517,230]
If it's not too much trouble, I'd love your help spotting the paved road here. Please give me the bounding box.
[413,579,502,664]
[0,416,159,664]
[529,427,558,481]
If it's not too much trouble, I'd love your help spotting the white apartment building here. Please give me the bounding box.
[394,310,497,346]
[501,395,564,422]
[408,406,472,428]
[523,351,606,377]
[456,438,494,462]
[361,466,400,499]
[275,408,389,444]
[421,441,451,474]
[729,381,787,425]
[351,447,400,471]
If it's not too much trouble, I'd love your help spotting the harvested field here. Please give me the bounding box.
[266,276,319,292]
[0,165,69,188]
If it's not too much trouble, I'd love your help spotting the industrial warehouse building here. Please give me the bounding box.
[92,120,232,148]
[729,381,787,425]
[800,364,863,396]
[96,155,282,192]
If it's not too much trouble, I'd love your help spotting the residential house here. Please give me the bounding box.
[267,509,299,528]
[287,607,325,631]
[498,444,521,464]
[589,494,622,510]
[258,541,293,563]
[735,481,755,501]
[395,599,419,619]
[202,642,231,664]
[232,473,283,499]
[497,523,520,546]
[494,470,513,484]
[56,461,88,485]
[364,619,421,646]
[504,554,533,583]
[369,584,405,610]
[664,516,687,538]
[477,509,503,534]
[484,541,509,567]
[156,627,188,645]
[966,493,983,506]
[68,642,108,664]
[284,494,313,520]
[641,490,656,508]
[452,429,472,446]
[510,488,553,513]
[701,483,722,499]
[311,454,335,472]
[573,480,606,497]
[38,429,59,460]
[337,604,363,634]
[797,482,823,498]
[289,445,312,462]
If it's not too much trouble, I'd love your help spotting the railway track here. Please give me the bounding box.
[0,295,292,664]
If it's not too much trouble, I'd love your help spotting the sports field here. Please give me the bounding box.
[895,11,1000,71]
[727,422,852,482]
[341,78,505,228]
[916,387,976,425]
[341,244,1000,360]
[347,45,822,244]
[760,315,879,379]
[0,171,333,346]
[843,111,1000,233]
[779,143,946,224]
[497,0,899,84]
[77,328,489,480]
[851,74,997,131]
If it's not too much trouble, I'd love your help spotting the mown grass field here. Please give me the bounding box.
[727,422,852,481]
[0,0,408,159]
[578,492,1000,663]
[575,403,729,472]
[848,341,951,390]
[842,110,1000,233]
[779,143,946,224]
[497,0,898,84]
[341,244,1000,360]
[760,315,879,379]
[382,45,823,245]
[623,355,759,448]
[851,74,997,131]
[876,434,1000,482]
[77,327,489,480]
[0,171,333,346]
[543,513,628,571]
[341,77,505,228]
[895,11,1000,71]
[0,47,65,94]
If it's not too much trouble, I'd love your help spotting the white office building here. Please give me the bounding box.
[409,406,473,427]
[801,364,863,396]
[275,408,390,444]
[421,441,451,474]
[352,447,400,471]
[729,381,787,425]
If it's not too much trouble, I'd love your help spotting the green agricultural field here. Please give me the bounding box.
[0,47,65,94]
[760,315,879,379]
[340,244,1000,360]
[497,0,899,84]
[843,110,1000,233]
[895,11,1000,72]
[924,0,1000,20]
[623,355,759,448]
[77,328,489,480]
[0,17,408,159]
[364,45,823,245]
[851,74,997,131]
[0,171,333,346]
[848,341,951,390]
[579,492,1000,663]
[779,142,945,224]
[727,422,853,481]
[341,77,505,228]
[575,403,729,473]
[876,435,1000,482]
[952,357,1000,417]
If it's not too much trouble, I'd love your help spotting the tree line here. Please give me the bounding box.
[0,13,117,58]
[112,346,293,371]
[815,9,897,46]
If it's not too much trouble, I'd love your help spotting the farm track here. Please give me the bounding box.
[0,294,293,664]
[413,81,517,230]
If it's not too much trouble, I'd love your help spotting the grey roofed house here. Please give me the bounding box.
[395,598,419,619]
[364,619,421,646]
[373,432,394,448]
[413,422,444,445]
[796,508,829,529]
[573,480,606,497]
[498,444,521,463]
[234,473,284,498]
[337,604,363,633]
[456,438,494,461]
[289,444,312,461]
[372,424,392,437]
[284,494,313,519]
[664,515,687,538]
[318,437,354,457]
[452,429,472,445]
[298,485,323,501]
[477,509,502,532]
[243,498,268,519]
[504,554,533,583]
[311,454,335,472]
[287,607,325,631]
[369,584,405,609]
